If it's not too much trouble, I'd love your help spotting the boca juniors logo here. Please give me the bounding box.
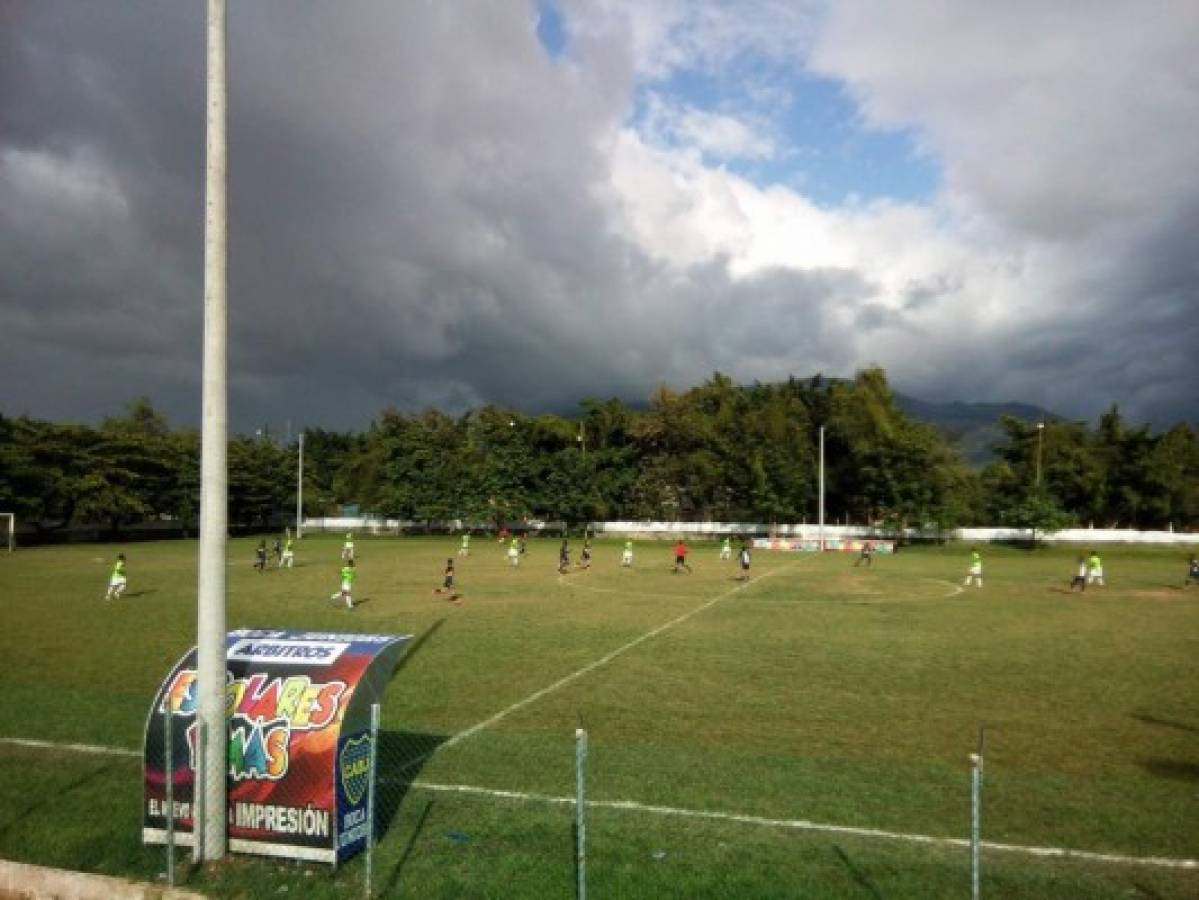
[339,734,372,806]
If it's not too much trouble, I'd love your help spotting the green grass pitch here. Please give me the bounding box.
[0,536,1196,898]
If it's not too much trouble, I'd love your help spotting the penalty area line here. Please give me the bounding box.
[409,780,1199,871]
[440,561,799,752]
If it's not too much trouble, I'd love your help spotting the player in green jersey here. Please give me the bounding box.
[459,532,471,557]
[963,548,983,588]
[104,553,127,601]
[621,540,634,567]
[330,558,356,609]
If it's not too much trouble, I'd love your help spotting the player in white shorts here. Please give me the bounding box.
[621,540,634,567]
[963,548,983,588]
[104,553,128,601]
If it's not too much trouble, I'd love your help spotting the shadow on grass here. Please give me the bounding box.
[380,798,434,897]
[1131,713,1199,735]
[833,844,885,900]
[373,617,449,843]
[1141,758,1199,783]
[0,760,116,842]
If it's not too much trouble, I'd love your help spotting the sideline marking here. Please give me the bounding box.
[5,736,1195,872]
[440,561,797,751]
[0,737,140,758]
[409,780,1199,871]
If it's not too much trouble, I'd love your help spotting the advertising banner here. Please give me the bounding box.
[143,629,410,864]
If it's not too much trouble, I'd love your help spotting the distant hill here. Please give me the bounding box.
[894,393,1058,466]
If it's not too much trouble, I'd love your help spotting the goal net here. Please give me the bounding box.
[0,513,13,552]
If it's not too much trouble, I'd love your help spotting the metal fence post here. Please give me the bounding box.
[164,710,175,886]
[575,727,587,900]
[970,726,985,900]
[365,702,381,899]
[193,720,206,866]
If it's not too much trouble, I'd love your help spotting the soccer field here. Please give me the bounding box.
[0,536,1196,898]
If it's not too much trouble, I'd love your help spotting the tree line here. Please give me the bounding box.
[2,369,1196,536]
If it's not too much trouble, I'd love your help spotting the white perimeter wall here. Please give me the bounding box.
[303,517,1197,546]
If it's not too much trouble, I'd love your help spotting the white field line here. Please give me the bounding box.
[3,736,1196,871]
[409,780,1199,871]
[440,561,797,751]
[0,737,140,758]
[556,571,702,600]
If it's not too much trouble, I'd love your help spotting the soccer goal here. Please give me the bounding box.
[0,513,14,552]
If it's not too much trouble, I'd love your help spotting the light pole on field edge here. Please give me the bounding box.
[196,0,228,862]
[1036,421,1045,488]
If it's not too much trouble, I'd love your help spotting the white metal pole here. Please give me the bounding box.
[818,426,825,552]
[296,431,304,539]
[196,0,228,862]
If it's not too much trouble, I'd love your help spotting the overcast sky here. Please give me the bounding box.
[2,1,1196,433]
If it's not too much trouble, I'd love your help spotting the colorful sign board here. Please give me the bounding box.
[143,629,410,864]
[753,537,895,553]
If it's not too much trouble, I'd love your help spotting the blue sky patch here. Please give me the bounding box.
[535,0,567,60]
[632,61,940,207]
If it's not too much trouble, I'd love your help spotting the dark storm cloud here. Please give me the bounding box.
[0,1,853,430]
[1,1,1195,433]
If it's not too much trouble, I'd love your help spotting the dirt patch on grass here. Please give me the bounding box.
[1129,589,1186,601]
[828,574,884,596]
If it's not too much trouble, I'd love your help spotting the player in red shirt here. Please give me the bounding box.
[673,540,692,573]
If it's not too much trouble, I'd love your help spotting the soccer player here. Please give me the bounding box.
[720,537,732,560]
[558,539,570,574]
[280,536,295,568]
[854,541,874,568]
[738,542,751,581]
[434,558,462,603]
[254,540,268,573]
[673,539,692,574]
[1086,550,1105,586]
[621,539,634,567]
[458,532,471,557]
[1187,556,1199,587]
[507,536,520,568]
[579,540,592,569]
[963,548,983,588]
[1069,555,1087,592]
[330,558,356,609]
[104,553,127,601]
[341,533,355,562]
[271,537,282,566]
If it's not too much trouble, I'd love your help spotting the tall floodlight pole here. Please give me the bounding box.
[1035,422,1045,488]
[818,426,826,552]
[296,431,304,538]
[196,0,228,862]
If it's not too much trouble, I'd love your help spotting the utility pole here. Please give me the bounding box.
[1035,421,1045,488]
[196,0,228,862]
[818,426,826,552]
[296,430,304,539]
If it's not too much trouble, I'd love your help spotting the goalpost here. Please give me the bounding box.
[0,513,14,552]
